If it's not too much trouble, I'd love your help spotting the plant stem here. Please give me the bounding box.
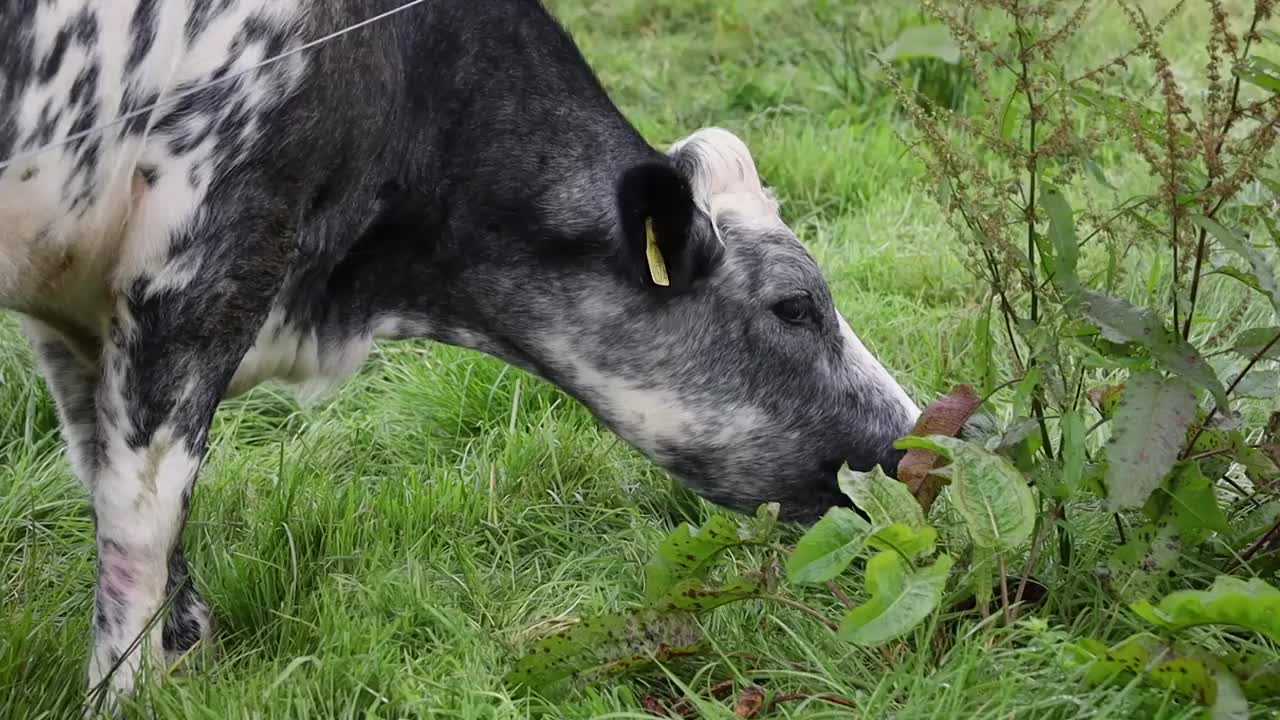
[1172,211,1180,334]
[1057,507,1073,573]
[1181,6,1262,341]
[1018,25,1040,328]
[1241,518,1280,564]
[998,555,1012,626]
[1013,21,1058,463]
[1013,502,1060,617]
[1033,397,1055,460]
[980,244,1026,371]
[826,581,855,609]
[1113,514,1127,545]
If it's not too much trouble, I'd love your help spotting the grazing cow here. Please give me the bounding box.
[0,0,923,713]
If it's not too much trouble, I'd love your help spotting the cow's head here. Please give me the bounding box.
[432,128,922,522]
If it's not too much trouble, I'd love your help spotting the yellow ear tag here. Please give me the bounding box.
[645,217,670,287]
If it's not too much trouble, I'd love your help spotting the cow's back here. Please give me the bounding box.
[0,0,307,323]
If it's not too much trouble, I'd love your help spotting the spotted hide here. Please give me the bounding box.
[0,0,923,713]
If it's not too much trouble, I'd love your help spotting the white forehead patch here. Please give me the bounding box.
[668,127,783,234]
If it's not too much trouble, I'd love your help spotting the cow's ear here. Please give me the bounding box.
[615,160,722,292]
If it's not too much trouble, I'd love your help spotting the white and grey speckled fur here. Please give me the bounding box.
[1,0,923,714]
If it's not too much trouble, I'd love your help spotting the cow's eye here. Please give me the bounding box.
[771,295,813,325]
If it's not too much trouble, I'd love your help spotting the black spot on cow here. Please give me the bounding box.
[186,0,236,42]
[36,8,98,84]
[70,8,99,45]
[36,26,72,83]
[26,99,61,147]
[69,60,100,106]
[126,0,159,73]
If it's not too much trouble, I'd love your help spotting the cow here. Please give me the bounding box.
[0,0,924,713]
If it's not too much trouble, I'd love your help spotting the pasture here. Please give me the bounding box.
[1,0,1275,718]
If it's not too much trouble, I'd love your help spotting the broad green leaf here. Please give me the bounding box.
[1194,214,1280,312]
[1234,55,1280,92]
[644,515,760,601]
[1148,656,1216,704]
[1071,633,1164,686]
[1132,576,1280,643]
[786,507,873,585]
[986,417,1041,472]
[838,464,925,529]
[1234,370,1280,399]
[1060,410,1086,498]
[1163,462,1230,536]
[1108,521,1183,601]
[1041,186,1081,296]
[838,551,953,646]
[505,608,702,690]
[1101,372,1198,511]
[655,575,764,612]
[1079,291,1229,409]
[1184,421,1244,456]
[880,24,960,64]
[1232,327,1280,361]
[895,435,1035,550]
[1072,635,1247,709]
[867,523,938,561]
[1222,650,1280,700]
[1012,367,1042,411]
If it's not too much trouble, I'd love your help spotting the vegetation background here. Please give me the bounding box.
[1,0,1276,718]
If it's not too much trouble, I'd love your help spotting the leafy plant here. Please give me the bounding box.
[1065,575,1280,715]
[505,0,1280,714]
[876,0,1280,713]
[506,388,1044,695]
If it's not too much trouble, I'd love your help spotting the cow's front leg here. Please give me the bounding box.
[84,251,285,716]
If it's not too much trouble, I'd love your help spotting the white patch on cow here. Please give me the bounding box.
[540,335,691,457]
[539,334,771,464]
[228,307,374,402]
[372,313,435,340]
[836,313,921,427]
[669,127,781,235]
[88,422,201,712]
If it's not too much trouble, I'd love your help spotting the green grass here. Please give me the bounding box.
[1,2,1276,718]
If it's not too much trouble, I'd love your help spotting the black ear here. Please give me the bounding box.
[615,159,723,292]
